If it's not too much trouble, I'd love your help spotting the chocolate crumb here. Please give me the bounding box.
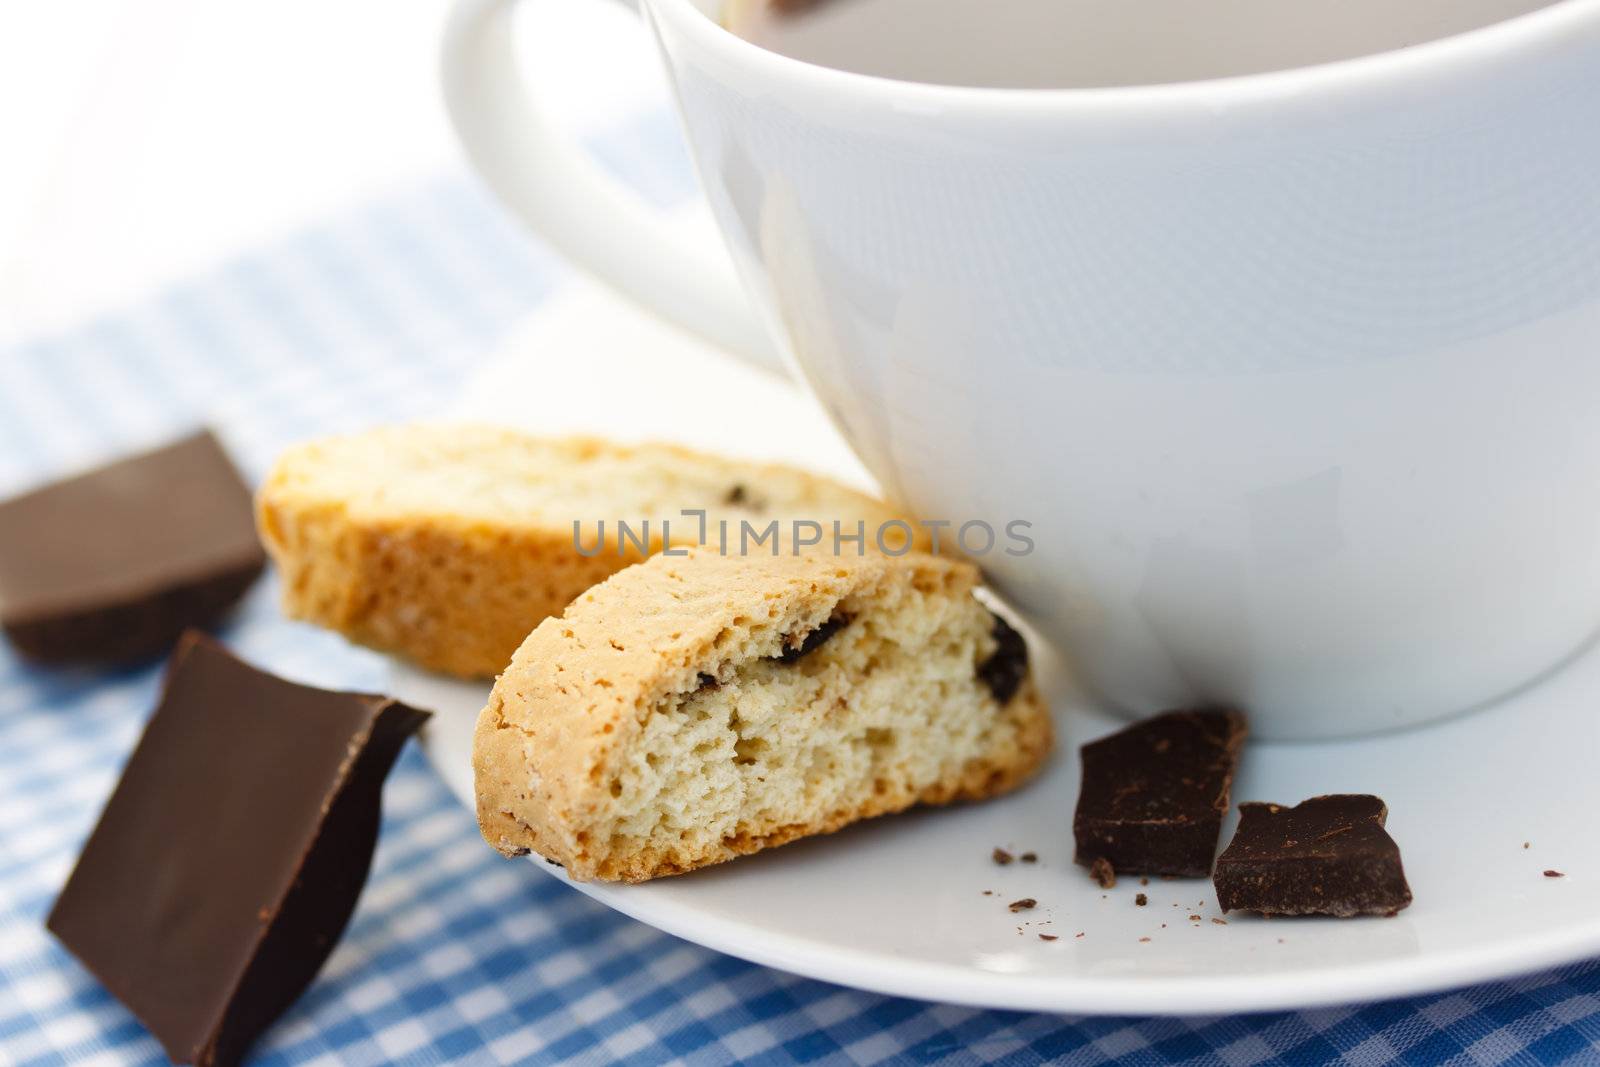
[724,484,747,505]
[1038,934,1058,942]
[1089,857,1116,888]
[1523,842,1531,849]
[1545,869,1565,878]
[1140,877,1150,887]
[1160,923,1167,928]
[1135,893,1148,907]
[1212,917,1228,925]
[1020,852,1038,863]
[1075,932,1085,939]
[1189,914,1202,921]
[696,672,719,691]
[1009,898,1037,912]
[545,858,564,868]
[992,847,1014,866]
[982,890,994,896]
[1138,937,1151,943]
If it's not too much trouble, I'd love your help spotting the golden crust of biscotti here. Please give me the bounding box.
[255,424,923,678]
[473,549,1053,882]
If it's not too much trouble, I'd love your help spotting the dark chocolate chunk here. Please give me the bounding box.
[0,430,264,665]
[47,633,429,1067]
[1135,893,1148,906]
[1213,795,1412,917]
[977,612,1028,705]
[775,614,848,663]
[1008,898,1037,912]
[1073,708,1247,878]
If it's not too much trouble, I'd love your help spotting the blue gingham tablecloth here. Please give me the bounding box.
[3,114,1600,1067]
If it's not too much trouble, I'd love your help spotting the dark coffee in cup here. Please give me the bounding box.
[722,0,1557,88]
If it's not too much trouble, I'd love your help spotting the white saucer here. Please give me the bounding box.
[396,275,1600,1015]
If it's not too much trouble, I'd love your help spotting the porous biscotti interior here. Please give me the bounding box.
[605,569,1020,863]
[267,425,887,533]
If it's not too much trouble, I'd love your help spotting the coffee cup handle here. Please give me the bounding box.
[441,0,789,375]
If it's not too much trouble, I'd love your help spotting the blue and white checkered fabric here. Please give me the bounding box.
[3,112,1600,1067]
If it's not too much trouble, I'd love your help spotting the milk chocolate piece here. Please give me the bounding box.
[1073,708,1247,878]
[47,633,429,1067]
[1214,795,1412,917]
[0,430,264,664]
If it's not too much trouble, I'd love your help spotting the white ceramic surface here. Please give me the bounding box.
[395,289,1600,1015]
[406,649,1600,1016]
[442,0,1600,739]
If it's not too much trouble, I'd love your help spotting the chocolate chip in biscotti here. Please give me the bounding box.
[977,612,1029,705]
[1073,708,1248,879]
[1213,795,1412,917]
[774,614,850,664]
[723,482,770,511]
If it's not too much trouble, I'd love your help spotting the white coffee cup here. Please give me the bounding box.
[442,0,1600,739]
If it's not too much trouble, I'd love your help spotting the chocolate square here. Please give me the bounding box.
[1073,708,1247,878]
[1214,794,1412,917]
[47,633,429,1067]
[0,429,264,664]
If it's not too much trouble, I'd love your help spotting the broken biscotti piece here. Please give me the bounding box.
[1214,795,1413,917]
[256,424,921,678]
[474,549,1053,882]
[1073,708,1247,880]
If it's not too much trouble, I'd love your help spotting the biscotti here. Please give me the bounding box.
[474,549,1052,882]
[256,425,921,677]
